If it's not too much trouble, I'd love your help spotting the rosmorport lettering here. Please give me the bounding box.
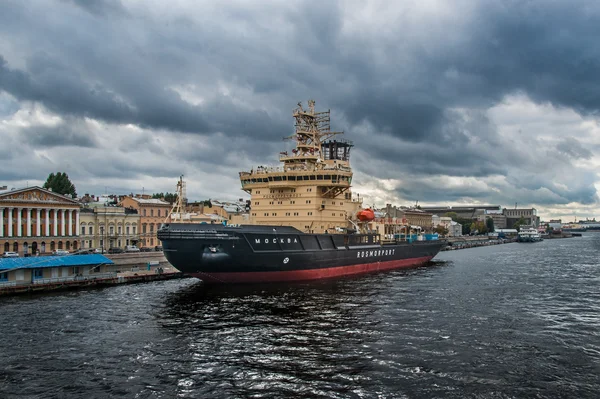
[357,249,396,258]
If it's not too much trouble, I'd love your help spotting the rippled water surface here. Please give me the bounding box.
[1,234,600,398]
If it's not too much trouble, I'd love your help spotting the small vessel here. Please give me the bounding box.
[517,227,543,243]
[158,100,444,284]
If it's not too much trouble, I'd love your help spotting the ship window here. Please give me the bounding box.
[324,175,331,179]
[310,175,316,180]
[303,176,309,180]
[274,176,282,181]
[317,175,323,180]
[288,176,295,181]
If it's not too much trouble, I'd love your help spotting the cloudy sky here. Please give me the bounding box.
[1,0,600,221]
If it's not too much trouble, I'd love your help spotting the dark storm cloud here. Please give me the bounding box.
[22,122,98,148]
[556,138,593,160]
[62,0,129,17]
[1,0,600,209]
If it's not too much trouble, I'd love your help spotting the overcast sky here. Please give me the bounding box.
[1,0,600,221]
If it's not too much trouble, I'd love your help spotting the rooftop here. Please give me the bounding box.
[0,254,114,271]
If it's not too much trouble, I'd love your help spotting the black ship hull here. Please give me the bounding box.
[158,224,444,284]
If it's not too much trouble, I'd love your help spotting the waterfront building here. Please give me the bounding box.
[119,196,171,248]
[79,205,140,250]
[0,254,113,287]
[477,210,507,229]
[419,205,502,221]
[1,187,81,256]
[449,221,462,237]
[503,208,540,228]
[383,204,434,231]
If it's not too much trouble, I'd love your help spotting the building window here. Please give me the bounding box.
[308,212,313,216]
[109,226,114,235]
[143,209,147,216]
[132,226,136,234]
[291,201,295,204]
[118,226,122,234]
[81,226,85,235]
[142,224,147,234]
[90,227,93,235]
[117,240,121,247]
[157,210,161,217]
[100,239,103,248]
[151,209,154,217]
[126,226,130,235]
[150,224,154,232]
[150,238,154,246]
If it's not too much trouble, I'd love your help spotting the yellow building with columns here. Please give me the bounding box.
[79,206,141,250]
[1,187,81,255]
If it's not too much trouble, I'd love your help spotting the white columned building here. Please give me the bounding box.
[75,210,80,236]
[8,207,13,237]
[0,208,4,237]
[36,209,41,237]
[68,209,73,236]
[60,209,66,236]
[53,209,58,236]
[16,207,22,237]
[26,208,32,237]
[45,209,50,236]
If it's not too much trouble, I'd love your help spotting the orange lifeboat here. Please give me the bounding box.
[357,208,375,222]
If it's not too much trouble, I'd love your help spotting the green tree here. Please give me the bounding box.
[444,212,458,221]
[470,221,488,235]
[43,172,77,197]
[486,217,495,232]
[513,216,527,231]
[152,192,178,204]
[434,225,449,236]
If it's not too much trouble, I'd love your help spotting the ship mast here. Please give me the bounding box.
[166,175,186,223]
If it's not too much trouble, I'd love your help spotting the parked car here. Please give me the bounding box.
[73,249,94,255]
[108,247,124,254]
[52,249,70,256]
[2,251,19,258]
[93,248,105,254]
[154,246,163,252]
[125,245,140,252]
[140,247,152,252]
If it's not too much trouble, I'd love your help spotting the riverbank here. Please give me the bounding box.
[442,236,517,251]
[0,252,189,297]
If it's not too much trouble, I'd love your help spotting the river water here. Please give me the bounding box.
[1,234,599,398]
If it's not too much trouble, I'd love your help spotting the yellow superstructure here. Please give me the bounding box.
[239,100,362,234]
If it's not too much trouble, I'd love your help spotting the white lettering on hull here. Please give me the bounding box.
[357,248,396,258]
[254,237,299,245]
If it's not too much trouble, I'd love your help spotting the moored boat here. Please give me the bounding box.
[517,227,543,243]
[158,100,444,283]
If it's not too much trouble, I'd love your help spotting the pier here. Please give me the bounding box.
[0,252,188,297]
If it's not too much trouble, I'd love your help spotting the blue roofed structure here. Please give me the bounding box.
[0,254,113,271]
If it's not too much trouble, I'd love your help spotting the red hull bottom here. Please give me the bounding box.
[190,256,434,284]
